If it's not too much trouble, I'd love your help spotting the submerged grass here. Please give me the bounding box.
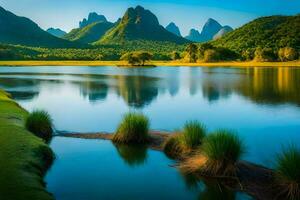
[0,89,54,200]
[275,146,300,200]
[26,110,53,142]
[180,130,245,177]
[112,112,149,144]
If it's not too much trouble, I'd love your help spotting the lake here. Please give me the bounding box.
[0,66,299,199]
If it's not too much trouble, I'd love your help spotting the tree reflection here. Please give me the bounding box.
[201,67,300,106]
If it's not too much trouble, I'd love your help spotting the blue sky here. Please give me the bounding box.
[1,0,299,35]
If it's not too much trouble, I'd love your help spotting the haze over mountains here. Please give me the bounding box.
[185,18,233,42]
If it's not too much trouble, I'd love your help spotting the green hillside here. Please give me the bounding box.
[98,6,188,45]
[0,6,78,48]
[211,15,300,53]
[64,21,114,44]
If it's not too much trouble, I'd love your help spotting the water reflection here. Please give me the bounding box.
[114,144,148,167]
[1,67,299,107]
[180,172,240,200]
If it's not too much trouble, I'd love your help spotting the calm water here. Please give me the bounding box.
[0,66,299,199]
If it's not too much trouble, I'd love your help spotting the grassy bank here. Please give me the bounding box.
[0,60,300,67]
[0,89,54,200]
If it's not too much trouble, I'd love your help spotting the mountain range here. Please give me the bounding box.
[185,18,233,42]
[165,22,182,37]
[46,28,66,38]
[98,6,188,44]
[211,14,300,53]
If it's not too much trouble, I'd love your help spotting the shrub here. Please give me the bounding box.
[275,146,300,200]
[25,110,53,141]
[182,121,206,149]
[200,130,245,176]
[112,112,149,144]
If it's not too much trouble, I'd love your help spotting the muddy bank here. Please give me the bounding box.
[57,130,278,200]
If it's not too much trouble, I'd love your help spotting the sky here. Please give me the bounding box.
[1,0,300,36]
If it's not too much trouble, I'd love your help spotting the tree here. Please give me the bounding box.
[171,51,181,60]
[203,49,220,62]
[278,47,298,61]
[198,43,214,59]
[254,47,276,62]
[185,43,198,63]
[136,51,153,65]
[120,52,141,65]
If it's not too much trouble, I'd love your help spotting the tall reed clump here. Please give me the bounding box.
[182,121,206,149]
[25,110,53,142]
[112,112,150,144]
[275,146,300,200]
[180,130,245,177]
[163,121,206,159]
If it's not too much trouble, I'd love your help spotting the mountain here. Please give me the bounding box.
[213,26,233,40]
[185,29,202,42]
[211,15,300,53]
[199,18,223,42]
[79,12,107,28]
[0,6,78,48]
[64,21,114,44]
[185,18,232,42]
[98,6,188,44]
[46,28,67,38]
[165,22,182,37]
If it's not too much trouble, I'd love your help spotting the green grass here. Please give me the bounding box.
[163,121,206,159]
[25,110,53,142]
[200,130,245,176]
[25,110,53,141]
[276,146,300,200]
[182,121,206,149]
[0,89,54,200]
[112,112,150,144]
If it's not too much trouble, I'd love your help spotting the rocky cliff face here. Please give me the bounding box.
[79,12,107,28]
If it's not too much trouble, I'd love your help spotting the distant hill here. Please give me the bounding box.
[79,12,107,28]
[213,26,233,40]
[98,6,188,44]
[165,22,182,37]
[185,18,233,42]
[211,15,300,53]
[64,21,114,44]
[185,29,201,42]
[47,28,67,38]
[0,6,78,48]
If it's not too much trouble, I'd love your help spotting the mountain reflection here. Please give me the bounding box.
[0,67,299,107]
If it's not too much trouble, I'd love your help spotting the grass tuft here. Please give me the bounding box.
[164,121,206,159]
[182,121,206,149]
[163,134,185,159]
[180,130,245,177]
[25,110,53,142]
[200,130,245,176]
[112,112,149,144]
[275,146,300,200]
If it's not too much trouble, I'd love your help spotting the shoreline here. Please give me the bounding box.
[57,131,275,200]
[0,89,54,200]
[0,60,300,67]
